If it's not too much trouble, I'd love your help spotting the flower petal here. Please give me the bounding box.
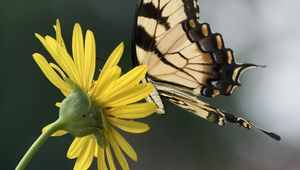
[49,63,66,79]
[106,103,156,119]
[103,83,154,107]
[100,65,147,99]
[105,141,116,170]
[36,34,81,85]
[111,128,137,161]
[72,23,85,85]
[67,137,86,159]
[108,117,150,133]
[97,146,108,170]
[74,136,95,170]
[93,66,121,100]
[33,53,70,94]
[107,133,129,170]
[35,34,71,79]
[42,123,67,137]
[54,19,66,49]
[92,42,123,98]
[84,30,96,89]
[94,142,98,157]
[101,42,123,76]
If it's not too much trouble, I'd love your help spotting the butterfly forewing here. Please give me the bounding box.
[134,0,250,98]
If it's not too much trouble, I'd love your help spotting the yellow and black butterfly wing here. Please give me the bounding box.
[157,84,280,141]
[132,0,207,113]
[133,0,199,58]
[133,0,254,98]
[132,0,280,140]
[133,0,199,66]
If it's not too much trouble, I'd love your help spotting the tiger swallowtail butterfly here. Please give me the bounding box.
[132,0,280,141]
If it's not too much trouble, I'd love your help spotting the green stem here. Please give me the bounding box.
[15,119,64,170]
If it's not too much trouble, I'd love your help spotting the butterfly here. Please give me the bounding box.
[132,0,280,141]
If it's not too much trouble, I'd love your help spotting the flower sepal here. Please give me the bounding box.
[93,130,106,147]
[58,78,104,137]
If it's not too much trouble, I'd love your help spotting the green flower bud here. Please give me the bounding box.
[58,78,105,140]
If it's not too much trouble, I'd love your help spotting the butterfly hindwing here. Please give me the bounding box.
[159,86,280,141]
[153,81,226,125]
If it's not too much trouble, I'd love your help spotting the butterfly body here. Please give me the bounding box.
[132,0,280,140]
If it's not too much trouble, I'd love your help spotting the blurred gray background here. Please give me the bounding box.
[1,0,299,169]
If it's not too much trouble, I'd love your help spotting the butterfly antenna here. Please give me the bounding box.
[223,111,281,141]
[96,57,106,64]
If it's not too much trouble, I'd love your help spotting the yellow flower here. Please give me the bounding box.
[33,20,156,170]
